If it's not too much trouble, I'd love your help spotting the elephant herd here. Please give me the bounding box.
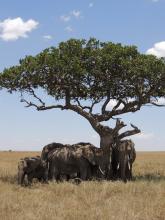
[18,140,136,186]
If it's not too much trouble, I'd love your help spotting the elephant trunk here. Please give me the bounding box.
[18,169,25,185]
[128,155,131,170]
[119,154,128,182]
[18,160,27,185]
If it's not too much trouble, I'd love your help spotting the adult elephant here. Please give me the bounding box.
[48,142,106,181]
[41,142,69,180]
[112,139,136,182]
[74,142,109,179]
[18,156,48,185]
[41,142,64,162]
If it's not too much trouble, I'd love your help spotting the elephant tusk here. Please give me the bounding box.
[99,166,105,176]
[109,153,112,165]
[128,155,131,170]
[128,162,131,170]
[117,163,120,170]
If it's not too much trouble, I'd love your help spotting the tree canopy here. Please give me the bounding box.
[0,38,165,147]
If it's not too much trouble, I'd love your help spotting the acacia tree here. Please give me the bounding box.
[0,38,165,152]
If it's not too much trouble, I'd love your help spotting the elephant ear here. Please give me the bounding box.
[95,149,103,157]
[18,159,28,171]
[126,140,133,150]
[119,141,126,152]
[82,148,96,165]
[23,159,28,168]
[44,148,49,153]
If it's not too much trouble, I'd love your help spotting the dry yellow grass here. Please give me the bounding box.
[0,151,165,220]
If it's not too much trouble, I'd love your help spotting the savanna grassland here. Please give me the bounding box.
[0,151,164,220]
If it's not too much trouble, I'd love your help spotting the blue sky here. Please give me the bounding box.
[0,0,165,151]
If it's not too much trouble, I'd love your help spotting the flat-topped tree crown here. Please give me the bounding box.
[1,38,165,149]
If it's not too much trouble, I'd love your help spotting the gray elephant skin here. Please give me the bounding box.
[42,142,106,181]
[112,139,136,182]
[18,156,48,185]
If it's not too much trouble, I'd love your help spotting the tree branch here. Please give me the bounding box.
[112,119,126,135]
[95,100,142,122]
[28,88,45,106]
[66,103,102,134]
[65,88,71,107]
[20,87,102,133]
[20,99,65,111]
[75,98,91,111]
[150,102,165,107]
[74,98,99,114]
[118,123,141,140]
[89,100,99,113]
[101,93,110,114]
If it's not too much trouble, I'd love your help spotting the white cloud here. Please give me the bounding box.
[0,17,38,41]
[89,2,94,8]
[60,15,71,22]
[106,98,136,110]
[71,10,81,18]
[146,41,165,58]
[43,35,52,40]
[107,99,124,110]
[151,97,165,105]
[65,26,73,33]
[152,0,159,2]
[106,98,165,111]
[156,98,165,105]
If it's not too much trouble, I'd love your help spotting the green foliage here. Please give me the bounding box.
[1,38,165,104]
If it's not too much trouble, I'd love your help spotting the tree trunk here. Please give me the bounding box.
[100,133,114,150]
[99,132,114,179]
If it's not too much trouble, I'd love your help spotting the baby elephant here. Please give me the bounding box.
[18,156,48,186]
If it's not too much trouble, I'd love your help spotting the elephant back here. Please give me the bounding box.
[47,144,78,162]
[41,142,65,161]
[18,156,42,173]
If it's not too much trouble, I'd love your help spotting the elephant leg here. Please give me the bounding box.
[107,164,114,180]
[48,167,52,180]
[18,171,25,185]
[66,174,70,181]
[51,168,56,181]
[112,161,118,180]
[38,177,42,182]
[125,163,131,181]
[119,156,127,183]
[27,173,33,185]
[123,159,127,183]
[80,167,88,181]
[20,173,25,185]
[43,168,49,183]
[125,159,133,181]
[86,166,92,180]
[49,163,55,181]
[50,165,59,182]
[130,164,133,179]
[128,164,133,180]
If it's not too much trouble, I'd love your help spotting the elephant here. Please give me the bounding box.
[112,139,136,182]
[74,142,109,179]
[41,142,68,180]
[41,142,64,162]
[18,156,48,185]
[47,142,107,181]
